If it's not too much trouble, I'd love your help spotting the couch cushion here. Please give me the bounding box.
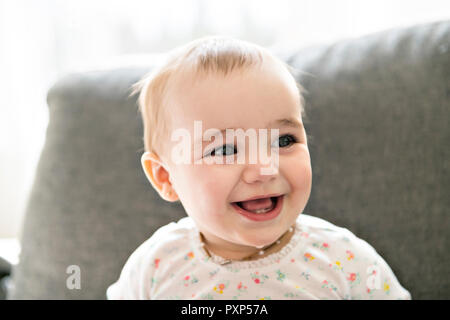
[285,20,449,299]
[9,65,187,299]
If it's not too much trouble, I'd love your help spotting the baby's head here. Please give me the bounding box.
[136,36,312,256]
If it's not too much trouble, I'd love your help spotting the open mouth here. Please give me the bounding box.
[231,195,284,222]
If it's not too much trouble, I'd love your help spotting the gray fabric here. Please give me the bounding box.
[287,21,450,299]
[9,21,449,299]
[9,67,187,299]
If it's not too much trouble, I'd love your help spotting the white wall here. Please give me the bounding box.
[0,0,449,238]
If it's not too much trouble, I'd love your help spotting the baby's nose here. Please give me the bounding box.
[241,159,279,184]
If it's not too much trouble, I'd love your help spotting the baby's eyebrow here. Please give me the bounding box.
[220,118,304,131]
[270,118,304,129]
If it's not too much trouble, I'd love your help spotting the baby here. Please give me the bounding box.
[107,36,411,300]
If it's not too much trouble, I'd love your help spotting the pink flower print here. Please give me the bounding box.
[183,274,198,287]
[237,282,247,292]
[346,272,361,288]
[366,285,375,298]
[347,273,357,282]
[303,252,315,262]
[314,242,329,251]
[251,271,269,284]
[300,232,309,238]
[346,250,354,261]
[213,283,226,294]
[184,275,190,287]
[184,251,195,260]
[154,258,160,269]
[322,279,338,292]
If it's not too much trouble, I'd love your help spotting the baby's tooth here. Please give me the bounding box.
[253,208,270,214]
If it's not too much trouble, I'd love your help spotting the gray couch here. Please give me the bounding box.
[7,20,449,299]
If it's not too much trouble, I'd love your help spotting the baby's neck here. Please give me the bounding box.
[201,226,295,261]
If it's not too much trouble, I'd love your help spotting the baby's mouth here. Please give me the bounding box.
[235,197,276,214]
[231,194,283,215]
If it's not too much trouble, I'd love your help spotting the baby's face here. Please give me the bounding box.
[160,59,312,252]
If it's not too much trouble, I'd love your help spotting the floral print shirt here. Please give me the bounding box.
[107,214,411,300]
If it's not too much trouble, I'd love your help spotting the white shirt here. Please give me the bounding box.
[107,214,411,300]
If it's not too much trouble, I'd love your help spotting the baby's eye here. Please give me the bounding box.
[207,144,237,157]
[273,134,298,148]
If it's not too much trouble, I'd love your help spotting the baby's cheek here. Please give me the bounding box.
[195,166,235,215]
[284,149,312,190]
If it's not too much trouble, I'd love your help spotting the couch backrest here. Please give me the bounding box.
[287,20,449,299]
[9,65,188,299]
[9,21,449,299]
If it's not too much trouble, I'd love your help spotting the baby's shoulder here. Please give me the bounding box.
[125,217,195,266]
[107,217,195,299]
[150,216,196,244]
[297,214,411,299]
[297,214,354,239]
[297,214,377,256]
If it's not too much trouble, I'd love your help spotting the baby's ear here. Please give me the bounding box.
[140,152,177,201]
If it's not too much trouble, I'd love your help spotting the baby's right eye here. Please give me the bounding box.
[207,144,237,157]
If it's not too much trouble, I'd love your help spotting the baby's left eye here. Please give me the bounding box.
[273,134,298,148]
[207,144,237,157]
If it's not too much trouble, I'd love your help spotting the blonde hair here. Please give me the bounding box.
[132,35,305,156]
